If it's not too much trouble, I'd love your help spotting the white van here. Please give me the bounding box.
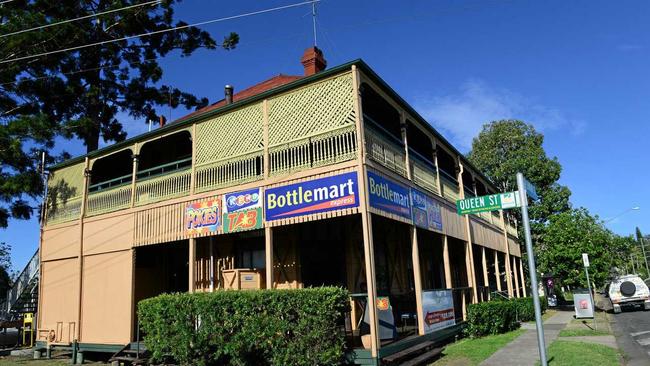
[608,275,650,313]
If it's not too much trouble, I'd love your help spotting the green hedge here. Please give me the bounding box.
[466,297,546,338]
[138,287,350,366]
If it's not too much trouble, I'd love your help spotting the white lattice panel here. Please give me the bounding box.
[195,104,264,166]
[268,73,355,146]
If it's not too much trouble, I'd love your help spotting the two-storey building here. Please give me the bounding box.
[38,48,526,364]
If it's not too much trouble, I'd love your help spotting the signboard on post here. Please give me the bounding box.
[582,253,590,268]
[524,177,539,201]
[421,290,455,334]
[456,191,521,215]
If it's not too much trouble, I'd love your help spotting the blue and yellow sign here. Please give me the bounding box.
[265,172,359,220]
[411,188,443,232]
[367,171,412,220]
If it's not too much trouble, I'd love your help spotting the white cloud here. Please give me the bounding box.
[415,80,585,151]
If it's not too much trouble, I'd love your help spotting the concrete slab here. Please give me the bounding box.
[480,310,575,366]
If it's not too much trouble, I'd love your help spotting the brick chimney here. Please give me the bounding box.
[301,46,327,76]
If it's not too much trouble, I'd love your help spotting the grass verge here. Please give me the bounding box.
[541,340,621,366]
[559,310,611,337]
[429,328,525,366]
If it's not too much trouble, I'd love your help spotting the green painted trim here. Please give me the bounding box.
[77,343,124,353]
[35,341,124,353]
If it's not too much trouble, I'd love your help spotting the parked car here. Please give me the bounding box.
[608,274,650,313]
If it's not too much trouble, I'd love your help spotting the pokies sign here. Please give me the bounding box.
[367,171,412,220]
[265,172,359,221]
[185,199,220,235]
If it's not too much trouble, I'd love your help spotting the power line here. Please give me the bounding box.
[0,0,320,65]
[1,0,162,39]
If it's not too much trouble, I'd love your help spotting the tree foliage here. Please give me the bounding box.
[0,0,238,227]
[537,208,630,289]
[467,119,571,229]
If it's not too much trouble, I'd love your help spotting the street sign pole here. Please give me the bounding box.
[583,260,596,330]
[517,172,547,366]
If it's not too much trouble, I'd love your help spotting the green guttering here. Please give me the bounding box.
[49,59,498,193]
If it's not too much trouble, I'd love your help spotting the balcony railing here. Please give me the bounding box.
[195,150,263,193]
[135,168,191,206]
[409,150,438,194]
[364,124,407,178]
[269,125,357,177]
[86,184,132,216]
[440,171,460,203]
[46,196,82,225]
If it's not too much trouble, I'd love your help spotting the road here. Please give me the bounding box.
[611,308,650,366]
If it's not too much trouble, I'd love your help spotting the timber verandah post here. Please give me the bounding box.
[400,109,425,336]
[76,157,91,342]
[352,65,381,359]
[519,257,527,297]
[457,162,478,303]
[512,254,521,297]
[481,246,490,300]
[500,210,514,297]
[262,99,274,290]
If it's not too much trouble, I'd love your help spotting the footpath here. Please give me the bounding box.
[480,309,618,366]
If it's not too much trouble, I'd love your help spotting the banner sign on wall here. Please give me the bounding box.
[421,290,456,334]
[223,188,262,213]
[367,171,412,220]
[411,188,443,232]
[223,207,263,233]
[265,172,359,221]
[185,199,220,235]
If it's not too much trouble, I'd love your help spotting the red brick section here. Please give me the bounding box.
[301,46,327,76]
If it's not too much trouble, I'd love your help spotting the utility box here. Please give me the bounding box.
[222,268,265,290]
[573,290,594,319]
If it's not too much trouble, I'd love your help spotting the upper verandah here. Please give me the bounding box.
[45,48,514,232]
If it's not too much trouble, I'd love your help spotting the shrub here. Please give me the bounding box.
[138,287,350,366]
[466,297,547,338]
[465,300,519,337]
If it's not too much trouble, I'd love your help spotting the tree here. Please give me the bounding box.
[0,0,239,152]
[0,243,13,297]
[635,227,650,277]
[0,1,238,226]
[537,208,629,289]
[467,120,571,241]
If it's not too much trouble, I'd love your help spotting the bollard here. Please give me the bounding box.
[33,349,41,359]
[75,351,84,364]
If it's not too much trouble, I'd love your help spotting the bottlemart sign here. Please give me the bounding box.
[456,191,521,215]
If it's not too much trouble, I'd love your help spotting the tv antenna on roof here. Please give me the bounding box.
[311,0,317,47]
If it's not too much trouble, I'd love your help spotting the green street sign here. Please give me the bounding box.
[456,191,521,215]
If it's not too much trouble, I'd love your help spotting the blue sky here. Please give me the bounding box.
[2,0,649,271]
